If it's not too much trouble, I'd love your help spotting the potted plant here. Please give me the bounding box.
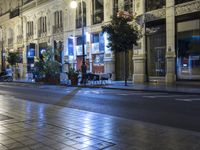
[44,60,61,84]
[67,68,79,86]
[33,60,45,82]
[33,46,61,84]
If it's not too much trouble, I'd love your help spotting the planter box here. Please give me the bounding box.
[70,76,78,86]
[35,76,60,85]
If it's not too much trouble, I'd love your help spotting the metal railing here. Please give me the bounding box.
[52,25,63,34]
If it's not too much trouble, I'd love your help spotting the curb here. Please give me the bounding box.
[69,85,200,95]
[8,81,200,95]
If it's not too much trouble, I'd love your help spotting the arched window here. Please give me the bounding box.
[175,0,193,5]
[27,21,34,36]
[146,0,165,12]
[124,0,133,13]
[92,0,104,24]
[76,2,86,28]
[113,0,118,15]
[54,10,63,28]
[8,28,14,45]
[38,16,47,37]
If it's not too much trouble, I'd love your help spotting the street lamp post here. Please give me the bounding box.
[70,0,87,85]
[0,26,4,72]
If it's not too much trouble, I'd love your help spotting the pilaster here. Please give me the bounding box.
[165,0,176,83]
[132,0,146,83]
[132,54,146,83]
[104,53,115,80]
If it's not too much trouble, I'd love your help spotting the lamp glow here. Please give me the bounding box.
[70,0,78,8]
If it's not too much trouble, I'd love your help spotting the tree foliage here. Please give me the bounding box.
[7,52,21,67]
[102,11,140,86]
[102,13,139,52]
[33,46,61,79]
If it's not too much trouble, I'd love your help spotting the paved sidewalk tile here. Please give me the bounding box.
[0,96,200,150]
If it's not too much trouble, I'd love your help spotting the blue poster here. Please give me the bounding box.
[99,32,105,52]
[68,38,74,56]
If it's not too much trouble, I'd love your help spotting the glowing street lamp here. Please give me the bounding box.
[70,0,78,9]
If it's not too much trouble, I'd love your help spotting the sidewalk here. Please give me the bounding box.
[102,81,200,94]
[0,90,200,150]
[13,79,200,94]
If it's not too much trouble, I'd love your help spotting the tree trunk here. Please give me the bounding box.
[124,50,127,86]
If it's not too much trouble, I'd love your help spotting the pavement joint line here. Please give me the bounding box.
[43,122,116,146]
[7,119,116,149]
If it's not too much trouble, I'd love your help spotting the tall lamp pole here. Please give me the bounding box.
[70,0,87,84]
[0,26,4,72]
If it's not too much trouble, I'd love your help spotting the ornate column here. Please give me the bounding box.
[165,0,176,83]
[132,0,146,83]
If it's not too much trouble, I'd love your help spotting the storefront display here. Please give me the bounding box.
[39,42,47,60]
[176,19,200,80]
[27,43,35,72]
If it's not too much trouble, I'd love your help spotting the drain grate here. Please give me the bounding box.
[0,114,13,121]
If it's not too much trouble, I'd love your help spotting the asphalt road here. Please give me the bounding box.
[0,82,200,132]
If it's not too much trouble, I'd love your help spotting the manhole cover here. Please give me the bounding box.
[0,114,13,121]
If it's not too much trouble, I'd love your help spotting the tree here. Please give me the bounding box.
[7,52,21,67]
[102,11,139,86]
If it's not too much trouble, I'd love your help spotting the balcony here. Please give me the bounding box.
[38,30,47,38]
[52,25,63,34]
[26,33,33,40]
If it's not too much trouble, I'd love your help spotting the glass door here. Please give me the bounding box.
[147,24,166,77]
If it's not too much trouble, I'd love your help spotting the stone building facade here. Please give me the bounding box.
[0,0,200,83]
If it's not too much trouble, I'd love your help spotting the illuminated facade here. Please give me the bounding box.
[0,0,200,83]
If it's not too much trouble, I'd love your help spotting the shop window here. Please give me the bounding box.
[176,19,200,80]
[27,43,35,73]
[76,2,86,28]
[77,36,86,45]
[146,0,165,12]
[175,0,194,5]
[39,42,47,60]
[54,41,63,63]
[92,33,99,43]
[146,22,166,77]
[92,0,104,24]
